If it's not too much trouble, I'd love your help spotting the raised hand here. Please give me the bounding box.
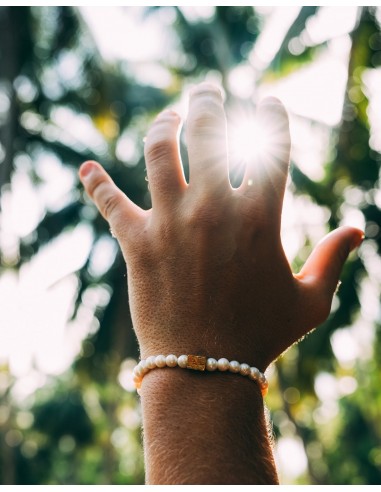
[79,82,363,372]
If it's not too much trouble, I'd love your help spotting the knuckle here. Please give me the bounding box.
[86,173,104,198]
[239,199,268,231]
[188,112,217,133]
[150,211,178,239]
[188,93,224,133]
[92,180,121,221]
[188,101,222,125]
[102,192,121,221]
[185,200,222,230]
[144,132,174,163]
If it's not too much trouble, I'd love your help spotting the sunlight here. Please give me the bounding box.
[80,7,169,64]
[229,113,272,168]
[118,358,138,393]
[0,224,94,383]
[250,7,301,70]
[275,436,308,482]
[228,100,290,186]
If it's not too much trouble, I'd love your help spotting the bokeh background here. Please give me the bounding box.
[0,6,380,485]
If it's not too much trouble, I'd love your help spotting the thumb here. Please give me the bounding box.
[79,160,142,237]
[297,226,364,298]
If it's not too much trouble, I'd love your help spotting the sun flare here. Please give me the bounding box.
[229,115,272,165]
[228,101,290,188]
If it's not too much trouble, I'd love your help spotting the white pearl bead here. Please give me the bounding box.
[134,364,145,378]
[146,356,156,369]
[261,379,269,390]
[229,360,240,373]
[177,355,188,368]
[139,360,149,375]
[249,367,260,381]
[258,373,267,386]
[166,354,178,367]
[217,358,230,371]
[206,358,218,371]
[155,355,167,368]
[240,363,250,376]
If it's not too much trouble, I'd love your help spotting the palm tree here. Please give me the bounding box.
[0,6,380,484]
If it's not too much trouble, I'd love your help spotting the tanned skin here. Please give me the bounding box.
[79,82,363,484]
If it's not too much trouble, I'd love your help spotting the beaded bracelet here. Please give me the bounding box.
[133,354,268,396]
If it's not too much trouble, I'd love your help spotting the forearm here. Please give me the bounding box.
[140,367,278,485]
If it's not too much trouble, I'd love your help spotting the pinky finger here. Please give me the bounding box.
[79,160,143,237]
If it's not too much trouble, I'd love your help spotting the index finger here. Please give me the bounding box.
[186,83,230,197]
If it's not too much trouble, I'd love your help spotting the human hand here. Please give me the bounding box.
[79,82,363,372]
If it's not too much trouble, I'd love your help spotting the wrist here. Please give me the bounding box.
[132,307,273,373]
[140,368,278,484]
[140,362,264,396]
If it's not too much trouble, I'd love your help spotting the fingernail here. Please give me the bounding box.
[351,232,365,250]
[156,108,180,121]
[79,161,95,180]
[190,82,222,98]
[258,97,286,117]
[260,96,283,107]
[161,108,177,116]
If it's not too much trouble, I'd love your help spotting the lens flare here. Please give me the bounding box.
[228,100,291,190]
[229,115,272,164]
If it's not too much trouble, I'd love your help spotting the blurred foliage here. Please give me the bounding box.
[0,5,380,485]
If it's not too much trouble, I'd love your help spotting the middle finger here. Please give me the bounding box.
[186,83,230,197]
